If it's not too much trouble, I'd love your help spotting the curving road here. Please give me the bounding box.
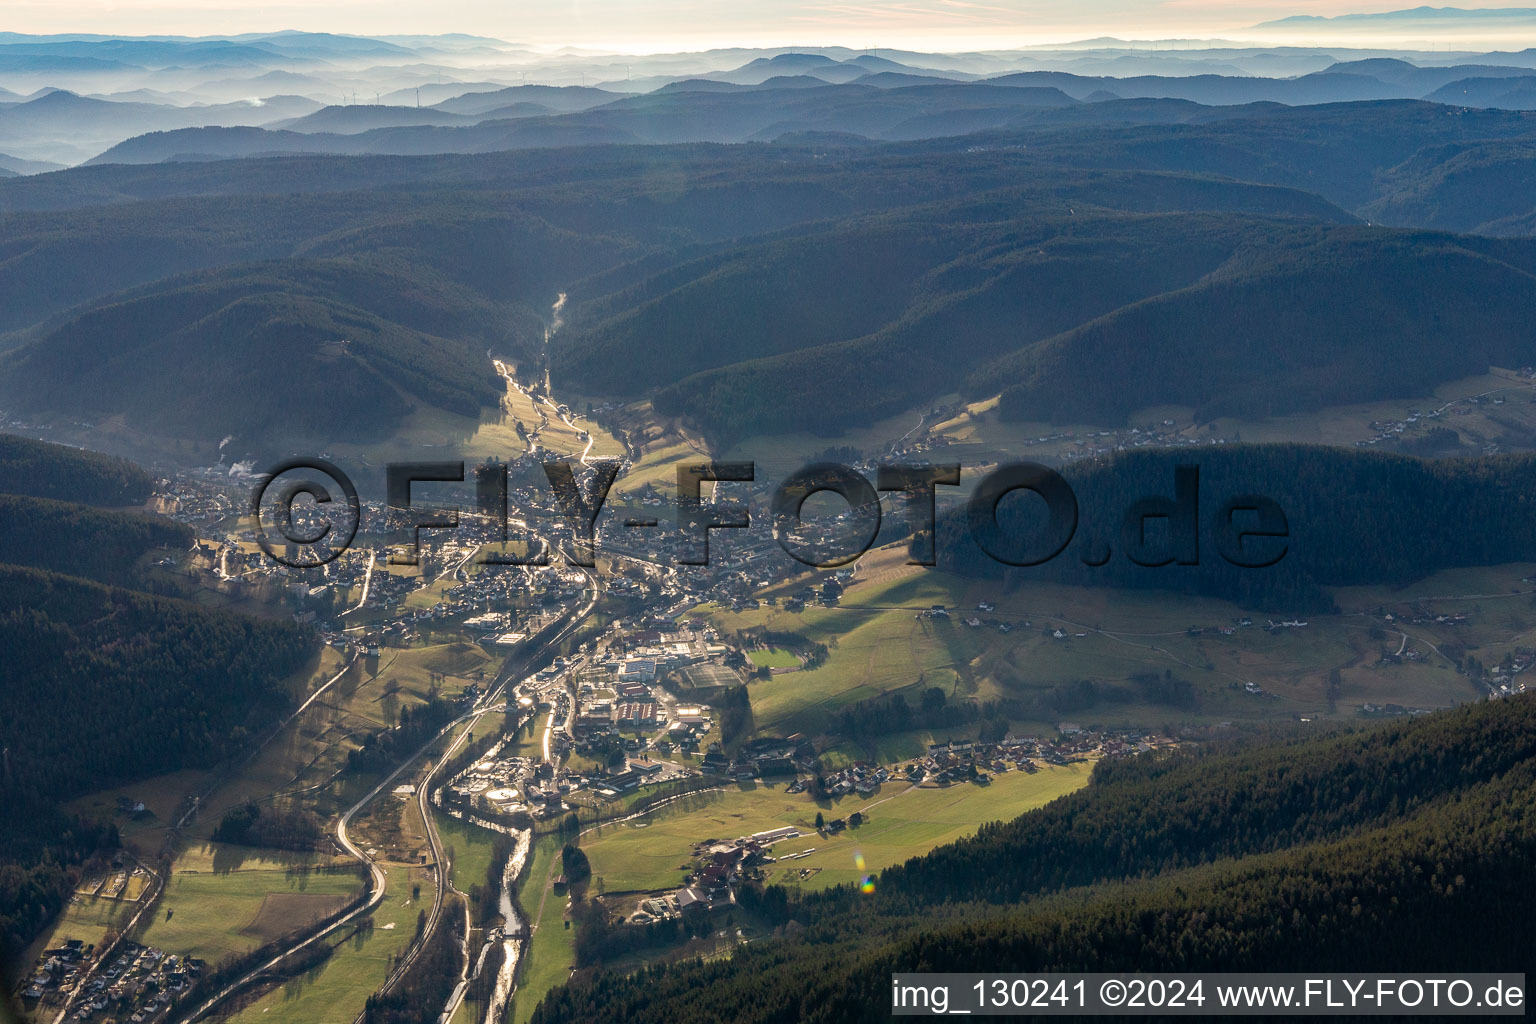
[180,726,441,1022]
[167,528,600,1024]
[361,544,601,1022]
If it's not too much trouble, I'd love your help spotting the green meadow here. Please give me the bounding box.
[581,764,1092,896]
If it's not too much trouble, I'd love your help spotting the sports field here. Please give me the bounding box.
[747,647,801,668]
[673,663,743,690]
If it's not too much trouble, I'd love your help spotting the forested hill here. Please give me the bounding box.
[0,493,191,586]
[530,695,1536,1024]
[1,100,1535,451]
[583,213,1536,445]
[0,432,154,505]
[0,440,315,965]
[0,265,506,444]
[0,565,311,805]
[982,229,1536,426]
[934,443,1536,611]
[0,565,313,960]
[0,434,191,586]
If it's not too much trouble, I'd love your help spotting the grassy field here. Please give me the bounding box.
[700,568,1019,737]
[509,835,577,1024]
[603,400,711,496]
[224,787,437,1024]
[747,647,800,669]
[437,811,506,915]
[135,845,363,964]
[695,546,1502,745]
[506,712,549,760]
[223,860,429,1024]
[612,439,701,496]
[699,574,970,734]
[324,363,626,467]
[817,728,968,771]
[581,763,1092,896]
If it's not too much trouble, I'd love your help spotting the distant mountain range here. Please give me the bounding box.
[0,34,1532,457]
[1259,6,1536,27]
[61,61,1536,169]
[2,33,1536,166]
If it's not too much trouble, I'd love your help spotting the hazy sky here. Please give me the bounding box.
[5,0,1535,51]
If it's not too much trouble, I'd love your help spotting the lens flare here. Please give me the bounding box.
[859,875,876,894]
[853,852,866,872]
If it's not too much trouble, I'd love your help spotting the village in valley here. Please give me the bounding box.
[12,376,1533,1024]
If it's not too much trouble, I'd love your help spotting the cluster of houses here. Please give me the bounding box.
[161,442,867,638]
[1384,610,1468,628]
[1471,646,1535,698]
[596,491,789,581]
[1356,388,1531,453]
[1358,407,1448,447]
[811,760,890,795]
[1359,703,1434,717]
[19,940,201,1022]
[1059,421,1237,462]
[642,827,803,922]
[698,735,815,782]
[912,728,1160,781]
[444,564,589,629]
[153,477,235,527]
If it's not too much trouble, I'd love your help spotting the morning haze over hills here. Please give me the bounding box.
[3,6,1536,1024]
[0,12,1534,168]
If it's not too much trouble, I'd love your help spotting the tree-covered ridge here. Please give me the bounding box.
[0,432,153,506]
[0,564,312,803]
[0,561,313,963]
[0,265,505,443]
[590,206,1347,442]
[570,203,1536,443]
[0,101,1534,449]
[936,443,1536,611]
[985,229,1536,425]
[876,698,1536,906]
[0,492,191,586]
[529,695,1536,1024]
[0,440,315,965]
